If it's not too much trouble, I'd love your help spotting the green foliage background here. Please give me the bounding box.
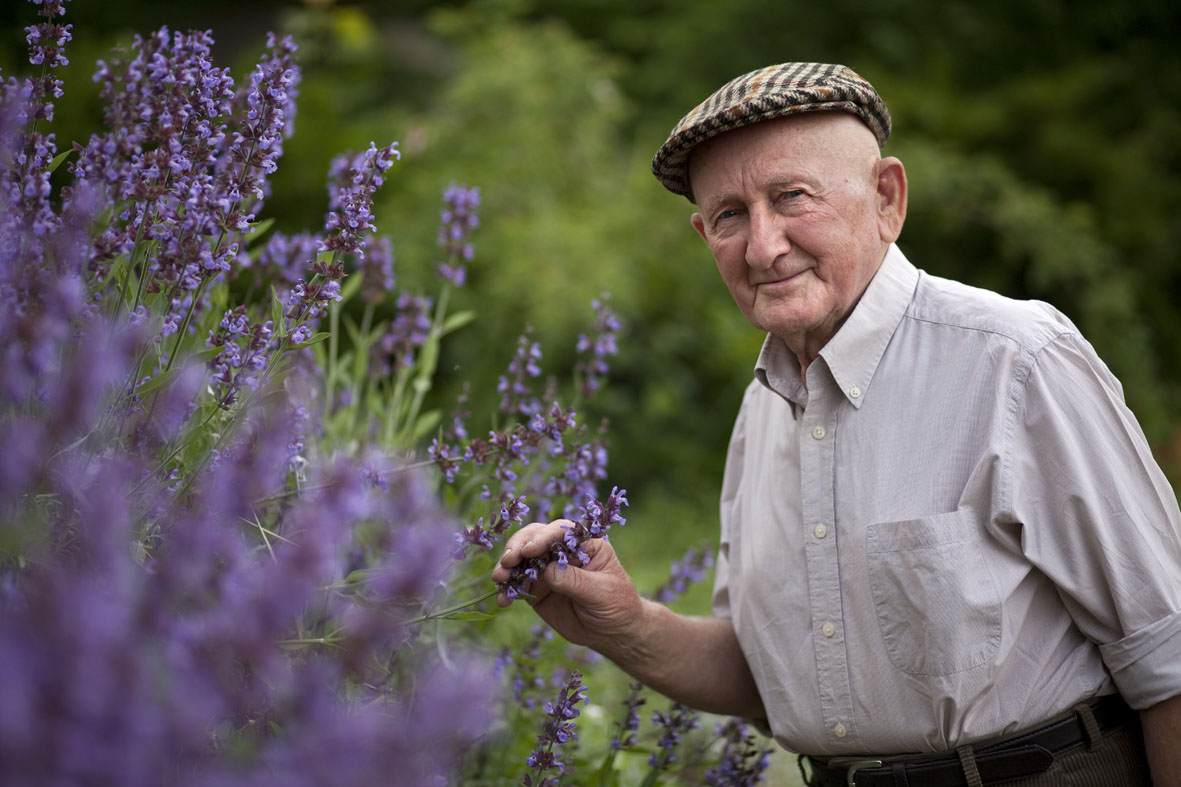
[4,0,1177,778]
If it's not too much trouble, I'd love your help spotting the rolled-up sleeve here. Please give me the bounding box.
[1005,331,1181,708]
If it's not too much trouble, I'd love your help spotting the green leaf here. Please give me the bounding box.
[47,148,75,174]
[340,272,362,303]
[343,568,375,584]
[638,769,662,787]
[441,309,477,335]
[289,331,331,349]
[134,367,181,397]
[271,286,286,337]
[188,346,222,364]
[411,409,442,441]
[244,217,276,246]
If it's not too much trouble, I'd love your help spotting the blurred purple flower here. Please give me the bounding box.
[360,232,395,304]
[498,332,543,416]
[575,294,620,397]
[610,681,646,750]
[650,543,715,604]
[649,703,701,771]
[704,719,773,786]
[371,292,433,375]
[436,182,479,286]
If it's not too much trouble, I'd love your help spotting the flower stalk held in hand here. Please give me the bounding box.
[497,485,627,601]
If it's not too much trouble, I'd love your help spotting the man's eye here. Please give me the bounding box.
[779,189,804,200]
[717,209,740,221]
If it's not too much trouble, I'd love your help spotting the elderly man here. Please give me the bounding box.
[492,63,1181,786]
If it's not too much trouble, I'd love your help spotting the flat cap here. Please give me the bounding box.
[652,62,891,201]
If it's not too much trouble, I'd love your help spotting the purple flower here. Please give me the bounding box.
[255,230,322,285]
[649,703,701,771]
[575,294,620,397]
[371,293,433,375]
[704,719,773,786]
[322,142,400,257]
[651,543,716,604]
[360,232,395,303]
[498,332,543,416]
[610,681,646,750]
[497,488,627,601]
[524,670,588,785]
[217,33,300,208]
[22,0,71,123]
[436,182,479,286]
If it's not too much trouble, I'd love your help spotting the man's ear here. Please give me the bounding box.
[876,157,907,243]
[691,212,708,242]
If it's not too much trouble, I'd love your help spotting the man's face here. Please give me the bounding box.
[689,113,895,362]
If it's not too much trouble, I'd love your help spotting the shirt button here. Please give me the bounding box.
[849,386,862,399]
[822,622,836,638]
[814,524,828,539]
[834,723,848,738]
[811,425,826,440]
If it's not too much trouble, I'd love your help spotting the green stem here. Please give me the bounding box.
[402,587,498,625]
[279,636,344,647]
[347,301,376,437]
[403,282,451,438]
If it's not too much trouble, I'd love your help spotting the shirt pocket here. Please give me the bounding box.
[866,510,1001,676]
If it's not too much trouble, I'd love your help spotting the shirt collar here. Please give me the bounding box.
[755,244,919,409]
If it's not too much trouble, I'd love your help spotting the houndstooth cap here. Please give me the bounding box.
[651,62,891,201]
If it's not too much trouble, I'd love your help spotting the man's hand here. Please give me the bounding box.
[491,520,646,658]
[491,520,766,720]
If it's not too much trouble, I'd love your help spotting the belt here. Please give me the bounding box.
[806,693,1137,787]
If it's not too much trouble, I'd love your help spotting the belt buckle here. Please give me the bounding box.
[844,759,884,786]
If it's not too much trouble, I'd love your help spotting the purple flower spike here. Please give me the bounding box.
[524,670,589,786]
[649,702,701,771]
[498,332,543,416]
[436,182,480,286]
[705,719,773,786]
[322,141,400,258]
[610,681,647,750]
[651,543,716,604]
[575,295,621,397]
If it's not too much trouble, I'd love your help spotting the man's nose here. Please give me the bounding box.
[745,207,789,270]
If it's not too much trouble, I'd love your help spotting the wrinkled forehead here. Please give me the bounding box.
[652,62,890,203]
[687,113,880,200]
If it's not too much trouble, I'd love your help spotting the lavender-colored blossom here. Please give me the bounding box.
[649,703,701,771]
[22,0,71,123]
[575,294,620,397]
[371,292,433,375]
[704,719,773,786]
[650,543,716,604]
[206,305,277,408]
[255,230,323,285]
[610,681,647,750]
[322,142,399,257]
[435,182,479,286]
[360,232,395,303]
[498,625,551,711]
[498,488,627,601]
[523,670,588,786]
[498,332,543,415]
[1,7,495,784]
[217,33,300,208]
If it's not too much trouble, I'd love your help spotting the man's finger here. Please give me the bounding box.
[497,520,572,566]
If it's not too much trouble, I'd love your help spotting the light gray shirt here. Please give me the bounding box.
[714,244,1181,756]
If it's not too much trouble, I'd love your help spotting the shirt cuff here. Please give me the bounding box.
[1098,610,1181,708]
